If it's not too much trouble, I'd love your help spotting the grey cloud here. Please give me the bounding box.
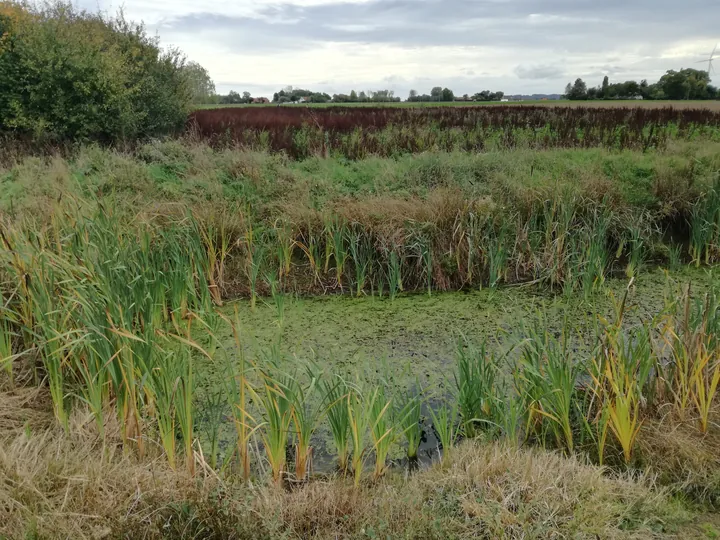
[161,0,719,52]
[156,0,719,95]
[514,64,566,79]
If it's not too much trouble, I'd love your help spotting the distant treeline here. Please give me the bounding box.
[273,88,401,103]
[565,69,718,100]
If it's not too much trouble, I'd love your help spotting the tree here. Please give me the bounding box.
[565,78,588,100]
[358,91,367,102]
[182,61,215,104]
[441,88,454,101]
[430,87,443,101]
[221,91,243,104]
[242,91,252,103]
[472,90,504,101]
[349,90,358,101]
[658,68,711,100]
[408,89,418,101]
[0,1,193,143]
[601,75,609,99]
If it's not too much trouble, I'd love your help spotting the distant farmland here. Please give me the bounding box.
[189,104,720,158]
[196,99,720,110]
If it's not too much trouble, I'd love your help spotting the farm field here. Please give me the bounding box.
[3,103,720,538]
[189,104,720,158]
[197,99,720,110]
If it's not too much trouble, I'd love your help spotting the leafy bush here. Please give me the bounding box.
[0,1,193,144]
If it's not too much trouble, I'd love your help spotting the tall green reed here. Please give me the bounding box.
[454,339,500,438]
[320,375,351,472]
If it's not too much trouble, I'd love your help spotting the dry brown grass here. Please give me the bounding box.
[0,390,694,540]
[640,415,720,506]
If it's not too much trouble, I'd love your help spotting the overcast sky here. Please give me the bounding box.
[78,0,718,98]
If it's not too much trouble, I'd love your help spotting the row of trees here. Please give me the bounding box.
[0,1,199,143]
[407,87,455,102]
[271,88,401,104]
[332,89,401,103]
[407,87,505,102]
[565,69,718,101]
[272,87,331,103]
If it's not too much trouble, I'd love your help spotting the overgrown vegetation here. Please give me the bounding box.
[0,1,195,145]
[2,7,720,531]
[189,105,720,157]
[1,198,719,537]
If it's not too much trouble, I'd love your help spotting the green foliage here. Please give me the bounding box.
[571,68,717,101]
[183,61,216,105]
[0,1,195,144]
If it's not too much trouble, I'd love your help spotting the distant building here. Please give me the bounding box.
[500,98,509,102]
[252,97,270,104]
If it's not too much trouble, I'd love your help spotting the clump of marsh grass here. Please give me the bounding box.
[319,375,351,472]
[519,324,580,453]
[428,402,458,463]
[454,339,501,439]
[252,364,293,484]
[396,387,423,460]
[367,386,395,481]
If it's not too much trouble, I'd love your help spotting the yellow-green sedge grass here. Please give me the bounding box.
[0,315,21,387]
[454,339,499,439]
[196,215,230,306]
[368,386,394,481]
[387,250,403,301]
[396,389,423,460]
[428,402,458,464]
[217,309,254,481]
[243,224,264,311]
[273,219,296,280]
[319,375,351,472]
[324,217,348,288]
[264,271,285,327]
[286,366,324,481]
[520,327,579,453]
[249,367,294,485]
[605,369,643,464]
[690,351,720,434]
[347,388,371,486]
[347,226,371,297]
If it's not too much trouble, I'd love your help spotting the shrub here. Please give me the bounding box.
[0,1,193,144]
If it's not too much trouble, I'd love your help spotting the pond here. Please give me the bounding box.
[196,266,716,472]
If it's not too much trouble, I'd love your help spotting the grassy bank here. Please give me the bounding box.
[3,139,719,298]
[2,139,720,538]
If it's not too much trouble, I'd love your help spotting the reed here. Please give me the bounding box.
[286,365,325,481]
[347,387,371,486]
[428,402,458,463]
[520,325,579,452]
[454,340,499,438]
[252,365,293,484]
[396,388,423,460]
[368,386,394,480]
[320,375,351,472]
